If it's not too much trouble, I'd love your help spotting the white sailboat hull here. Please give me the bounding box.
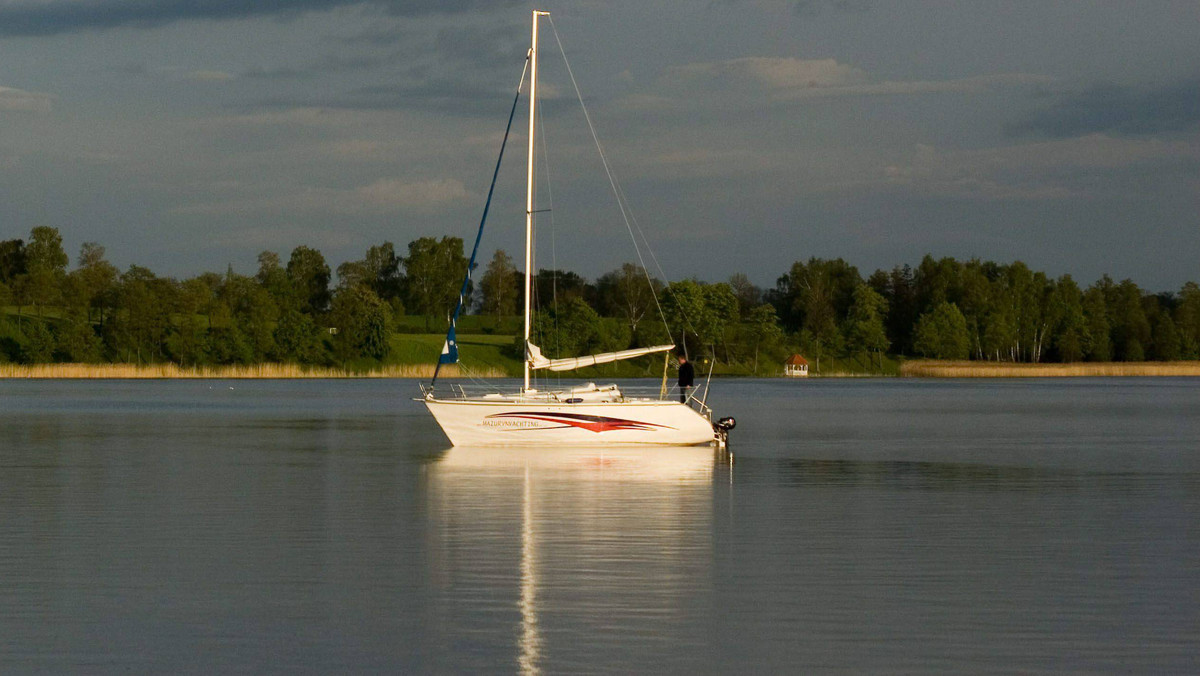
[423,397,716,447]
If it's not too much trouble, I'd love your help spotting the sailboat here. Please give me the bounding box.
[419,10,734,447]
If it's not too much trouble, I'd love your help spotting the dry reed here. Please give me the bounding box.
[0,363,507,379]
[901,360,1200,378]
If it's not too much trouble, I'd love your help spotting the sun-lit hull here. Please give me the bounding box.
[423,398,716,447]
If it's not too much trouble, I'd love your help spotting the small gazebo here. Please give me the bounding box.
[784,354,809,377]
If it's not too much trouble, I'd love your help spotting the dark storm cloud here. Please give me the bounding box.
[0,0,521,37]
[250,19,529,113]
[242,54,388,81]
[1013,79,1200,138]
[259,69,563,118]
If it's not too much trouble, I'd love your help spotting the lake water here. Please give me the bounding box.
[2,378,1198,674]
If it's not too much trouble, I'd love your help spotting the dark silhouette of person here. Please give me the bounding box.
[677,354,695,403]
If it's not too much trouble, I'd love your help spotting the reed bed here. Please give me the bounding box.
[901,360,1200,378]
[0,363,507,379]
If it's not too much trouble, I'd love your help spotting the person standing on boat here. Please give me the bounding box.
[677,354,695,403]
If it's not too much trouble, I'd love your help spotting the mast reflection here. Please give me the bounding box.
[425,446,725,674]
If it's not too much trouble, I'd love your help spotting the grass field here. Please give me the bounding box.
[901,360,1200,377]
[388,333,522,377]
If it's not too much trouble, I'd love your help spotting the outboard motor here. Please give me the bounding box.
[713,416,736,448]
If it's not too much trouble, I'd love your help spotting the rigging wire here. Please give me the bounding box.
[611,174,707,359]
[536,91,563,390]
[547,15,705,359]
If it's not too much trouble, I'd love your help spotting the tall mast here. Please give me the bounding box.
[523,10,547,392]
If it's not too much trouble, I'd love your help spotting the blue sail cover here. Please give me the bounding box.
[439,326,459,365]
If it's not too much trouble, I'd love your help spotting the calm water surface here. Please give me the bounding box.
[2,378,1198,673]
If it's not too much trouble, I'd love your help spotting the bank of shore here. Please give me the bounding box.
[6,360,1200,379]
[0,363,505,379]
[901,360,1200,378]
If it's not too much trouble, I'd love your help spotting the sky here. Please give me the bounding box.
[1,0,1198,291]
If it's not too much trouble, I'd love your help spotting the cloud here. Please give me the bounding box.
[0,0,522,37]
[667,57,1051,100]
[721,0,871,15]
[212,225,360,251]
[355,177,469,207]
[242,54,388,81]
[0,85,52,112]
[1012,79,1200,138]
[671,57,867,89]
[187,70,235,82]
[172,176,471,218]
[876,133,1200,201]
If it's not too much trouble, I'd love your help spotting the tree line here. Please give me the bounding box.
[2,226,1198,370]
[770,256,1200,365]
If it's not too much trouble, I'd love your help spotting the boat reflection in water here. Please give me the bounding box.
[424,446,727,674]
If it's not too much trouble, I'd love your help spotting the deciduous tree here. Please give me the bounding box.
[286,246,331,315]
[403,236,468,330]
[913,302,970,359]
[479,249,520,319]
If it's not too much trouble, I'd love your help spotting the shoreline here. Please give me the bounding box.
[0,363,505,379]
[3,361,1200,379]
[900,360,1200,378]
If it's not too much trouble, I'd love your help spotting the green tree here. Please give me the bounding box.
[336,242,402,302]
[256,250,296,310]
[56,310,103,363]
[235,282,280,361]
[286,246,331,315]
[727,272,762,318]
[843,283,889,367]
[1175,282,1200,358]
[1049,275,1089,363]
[479,249,520,320]
[0,239,27,284]
[915,255,964,316]
[1150,311,1182,361]
[21,320,55,363]
[330,286,393,363]
[534,269,593,307]
[745,303,784,375]
[74,242,118,325]
[403,236,468,330]
[0,239,30,324]
[206,326,254,365]
[956,261,995,359]
[23,226,68,317]
[980,304,1016,361]
[363,242,403,301]
[26,226,68,272]
[531,296,627,361]
[913,302,970,359]
[104,266,175,364]
[274,309,324,364]
[1082,286,1112,361]
[595,263,661,340]
[780,258,860,360]
[660,279,738,357]
[868,264,917,355]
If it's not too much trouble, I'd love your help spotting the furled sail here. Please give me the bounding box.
[527,342,674,372]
